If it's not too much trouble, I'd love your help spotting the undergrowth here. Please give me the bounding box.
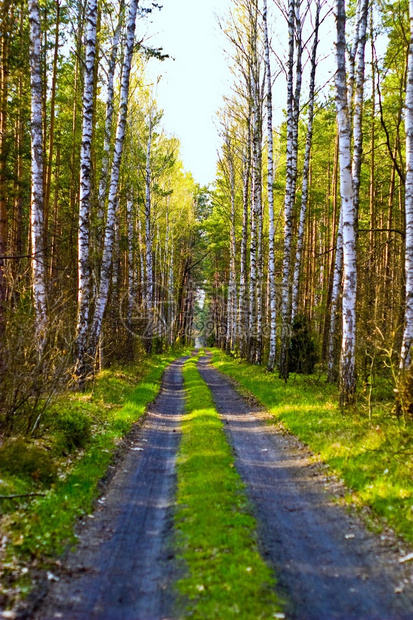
[211,349,413,544]
[175,355,283,619]
[0,350,184,610]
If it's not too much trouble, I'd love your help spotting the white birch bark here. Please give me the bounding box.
[249,6,263,364]
[225,135,237,352]
[145,117,154,318]
[279,0,300,378]
[291,0,321,321]
[29,0,47,345]
[335,0,357,404]
[75,0,98,374]
[255,103,263,365]
[328,208,343,382]
[98,0,124,211]
[237,133,250,356]
[351,0,369,216]
[264,0,277,371]
[127,194,136,325]
[90,0,139,360]
[248,65,259,362]
[401,0,413,368]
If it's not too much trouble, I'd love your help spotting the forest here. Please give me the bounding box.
[0,0,408,415]
[1,0,413,422]
[1,0,413,615]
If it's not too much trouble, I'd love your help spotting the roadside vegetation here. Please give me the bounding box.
[211,349,413,545]
[0,350,183,611]
[175,355,283,619]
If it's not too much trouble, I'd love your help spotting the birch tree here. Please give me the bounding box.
[279,0,303,379]
[335,0,357,405]
[97,0,125,211]
[263,0,277,371]
[74,0,98,378]
[401,0,413,368]
[223,131,237,352]
[291,0,321,320]
[249,0,264,365]
[29,0,47,346]
[144,114,154,349]
[237,124,251,357]
[89,0,139,367]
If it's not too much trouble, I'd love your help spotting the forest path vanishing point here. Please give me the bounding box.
[33,354,413,620]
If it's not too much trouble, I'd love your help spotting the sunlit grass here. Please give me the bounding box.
[175,356,283,619]
[211,349,413,543]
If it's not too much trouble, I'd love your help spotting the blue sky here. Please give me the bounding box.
[145,0,233,186]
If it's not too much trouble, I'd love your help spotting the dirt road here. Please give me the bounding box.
[198,355,413,620]
[33,357,187,620]
[31,354,413,619]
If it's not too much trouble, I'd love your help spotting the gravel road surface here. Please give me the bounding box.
[198,355,413,620]
[33,357,187,620]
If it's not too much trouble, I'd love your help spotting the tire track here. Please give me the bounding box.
[198,355,413,620]
[34,356,188,620]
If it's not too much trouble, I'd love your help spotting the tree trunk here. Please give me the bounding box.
[89,0,139,364]
[145,117,154,351]
[280,0,302,379]
[0,0,10,344]
[263,0,277,371]
[237,131,250,357]
[401,0,413,368]
[29,0,47,346]
[97,0,124,213]
[74,0,98,380]
[291,0,320,321]
[335,0,357,405]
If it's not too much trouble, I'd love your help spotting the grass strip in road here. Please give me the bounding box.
[175,356,283,619]
[211,349,413,544]
[0,350,185,608]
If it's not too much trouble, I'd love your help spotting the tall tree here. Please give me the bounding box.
[335,0,357,405]
[29,0,47,346]
[279,0,303,379]
[89,0,140,368]
[74,0,99,379]
[401,0,413,368]
[263,0,277,371]
[291,0,321,320]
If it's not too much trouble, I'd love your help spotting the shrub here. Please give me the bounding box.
[288,314,319,374]
[0,438,57,484]
[53,407,92,453]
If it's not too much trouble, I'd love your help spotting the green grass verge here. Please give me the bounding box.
[211,349,413,544]
[175,356,283,619]
[0,350,186,607]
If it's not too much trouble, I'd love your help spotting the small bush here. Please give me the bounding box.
[0,438,57,484]
[288,314,319,374]
[53,407,92,453]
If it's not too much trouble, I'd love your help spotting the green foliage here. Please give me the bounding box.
[0,439,57,484]
[53,406,92,453]
[212,349,413,543]
[175,356,283,619]
[288,314,319,374]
